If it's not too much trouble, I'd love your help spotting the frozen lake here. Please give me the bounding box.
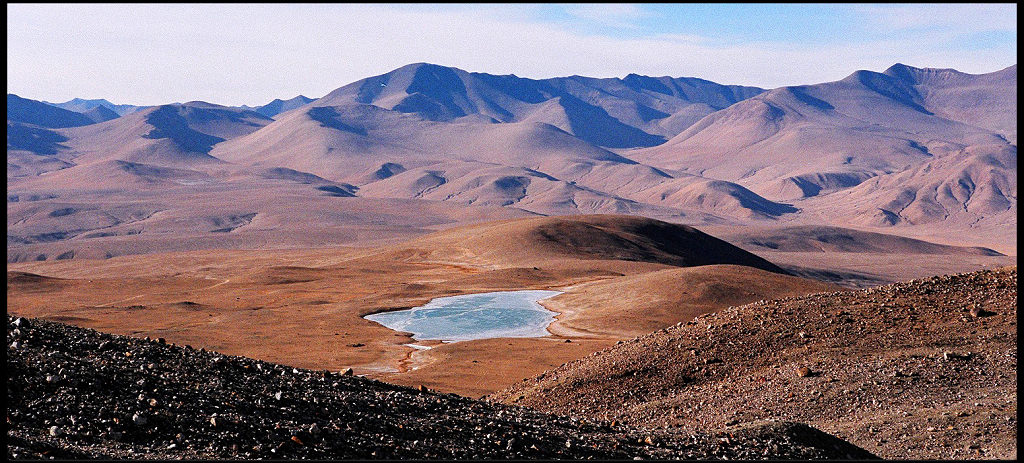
[364,290,563,342]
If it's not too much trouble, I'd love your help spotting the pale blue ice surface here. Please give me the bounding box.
[364,290,562,342]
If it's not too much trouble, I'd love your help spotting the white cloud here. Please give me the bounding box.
[6,4,1017,106]
[851,3,1018,34]
[563,4,654,29]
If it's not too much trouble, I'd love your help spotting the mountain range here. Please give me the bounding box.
[6,62,1017,261]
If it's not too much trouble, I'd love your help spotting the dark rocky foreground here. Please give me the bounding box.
[7,315,877,460]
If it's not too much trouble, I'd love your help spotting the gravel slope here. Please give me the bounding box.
[493,267,1018,459]
[7,315,876,460]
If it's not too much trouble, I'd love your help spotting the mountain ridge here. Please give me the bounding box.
[7,62,1017,258]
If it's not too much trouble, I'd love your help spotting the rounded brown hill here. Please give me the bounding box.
[491,267,1018,460]
[385,214,789,273]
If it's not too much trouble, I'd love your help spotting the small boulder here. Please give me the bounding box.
[969,307,995,317]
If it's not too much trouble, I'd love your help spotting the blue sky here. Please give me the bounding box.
[7,3,1017,106]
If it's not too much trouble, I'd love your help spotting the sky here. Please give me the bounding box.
[6,3,1018,107]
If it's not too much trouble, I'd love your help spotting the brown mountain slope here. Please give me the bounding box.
[542,264,839,338]
[709,224,1004,256]
[888,63,1016,143]
[5,188,535,263]
[210,103,633,182]
[492,267,1018,460]
[809,143,1017,229]
[352,160,731,218]
[381,214,789,273]
[9,102,275,191]
[60,102,272,167]
[627,64,1014,202]
[211,89,793,220]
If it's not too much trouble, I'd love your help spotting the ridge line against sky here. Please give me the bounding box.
[6,3,1017,107]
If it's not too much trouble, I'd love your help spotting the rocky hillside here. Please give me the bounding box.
[493,267,1018,460]
[7,315,877,460]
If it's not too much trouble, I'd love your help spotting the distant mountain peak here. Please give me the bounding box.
[67,97,114,105]
[398,62,455,71]
[180,101,224,108]
[315,63,766,148]
[44,97,146,116]
[883,63,969,80]
[7,93,96,128]
[81,104,120,123]
[141,105,226,153]
[253,95,316,118]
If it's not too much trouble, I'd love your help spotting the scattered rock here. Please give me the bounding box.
[942,352,971,361]
[969,307,995,318]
